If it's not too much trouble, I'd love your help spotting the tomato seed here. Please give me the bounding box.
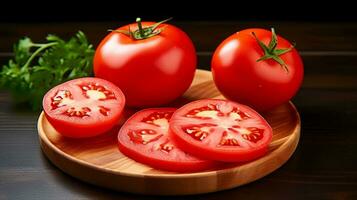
[98,106,110,116]
[160,142,174,153]
[51,90,73,110]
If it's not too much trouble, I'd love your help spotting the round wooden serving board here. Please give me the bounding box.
[38,69,300,195]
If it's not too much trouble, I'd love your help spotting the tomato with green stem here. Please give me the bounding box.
[211,28,304,111]
[94,18,196,107]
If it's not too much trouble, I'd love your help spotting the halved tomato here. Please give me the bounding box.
[170,99,273,162]
[117,108,214,172]
[43,77,125,138]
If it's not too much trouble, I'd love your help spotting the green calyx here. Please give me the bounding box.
[109,17,172,40]
[252,28,296,72]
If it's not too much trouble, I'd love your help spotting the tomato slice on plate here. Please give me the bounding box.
[170,99,273,162]
[43,77,125,138]
[117,108,214,172]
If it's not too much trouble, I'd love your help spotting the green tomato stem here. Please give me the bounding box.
[110,17,172,40]
[252,28,295,73]
[136,17,144,37]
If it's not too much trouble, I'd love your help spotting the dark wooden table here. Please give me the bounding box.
[1,21,357,199]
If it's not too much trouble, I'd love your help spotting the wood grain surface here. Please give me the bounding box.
[37,70,300,195]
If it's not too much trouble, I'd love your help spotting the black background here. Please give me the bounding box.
[2,0,357,22]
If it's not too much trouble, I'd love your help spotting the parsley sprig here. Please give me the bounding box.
[0,31,94,110]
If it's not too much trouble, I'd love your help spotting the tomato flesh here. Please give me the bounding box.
[43,77,125,138]
[170,99,273,162]
[117,108,214,172]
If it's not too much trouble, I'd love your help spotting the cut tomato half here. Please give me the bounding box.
[170,99,273,162]
[117,108,214,172]
[43,77,125,138]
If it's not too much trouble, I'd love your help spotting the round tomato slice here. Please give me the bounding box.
[117,108,214,172]
[170,99,273,162]
[43,77,125,138]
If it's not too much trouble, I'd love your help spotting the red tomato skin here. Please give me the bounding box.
[43,77,125,138]
[211,28,304,111]
[170,129,268,162]
[94,22,196,107]
[44,112,122,138]
[118,138,214,172]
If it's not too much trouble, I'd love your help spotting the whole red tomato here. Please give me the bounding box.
[94,18,196,107]
[211,28,304,111]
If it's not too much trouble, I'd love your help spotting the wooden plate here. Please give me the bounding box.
[38,69,300,195]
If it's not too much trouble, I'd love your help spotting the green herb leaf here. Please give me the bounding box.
[0,31,94,110]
